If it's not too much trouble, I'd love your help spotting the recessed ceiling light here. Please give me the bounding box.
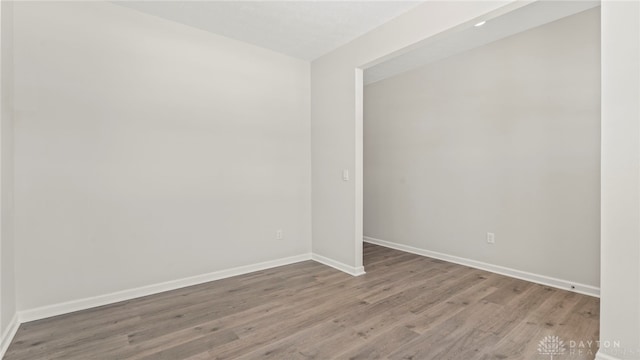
[475,21,486,27]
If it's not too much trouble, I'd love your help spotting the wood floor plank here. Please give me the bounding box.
[4,243,600,360]
[387,300,505,360]
[336,325,420,360]
[136,330,239,360]
[233,321,344,360]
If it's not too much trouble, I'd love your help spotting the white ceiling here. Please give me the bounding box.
[115,1,422,61]
[365,0,600,84]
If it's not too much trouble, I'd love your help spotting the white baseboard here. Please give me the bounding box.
[19,253,312,323]
[0,313,20,360]
[312,253,366,276]
[364,236,600,298]
[17,251,369,325]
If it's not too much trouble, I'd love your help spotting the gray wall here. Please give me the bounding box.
[364,8,600,287]
[13,2,311,311]
[1,0,16,339]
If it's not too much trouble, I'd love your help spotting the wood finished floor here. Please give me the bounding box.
[5,244,599,360]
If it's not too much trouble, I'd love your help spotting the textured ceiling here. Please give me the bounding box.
[116,1,422,60]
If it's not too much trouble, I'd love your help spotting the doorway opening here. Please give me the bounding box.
[357,0,601,297]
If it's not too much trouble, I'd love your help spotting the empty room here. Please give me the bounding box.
[0,1,639,360]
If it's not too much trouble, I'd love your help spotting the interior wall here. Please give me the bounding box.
[364,8,600,287]
[599,1,640,359]
[311,0,526,269]
[1,0,16,341]
[13,1,311,312]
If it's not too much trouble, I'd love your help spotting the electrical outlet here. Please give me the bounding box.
[342,169,349,181]
[487,232,495,244]
[276,230,283,240]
